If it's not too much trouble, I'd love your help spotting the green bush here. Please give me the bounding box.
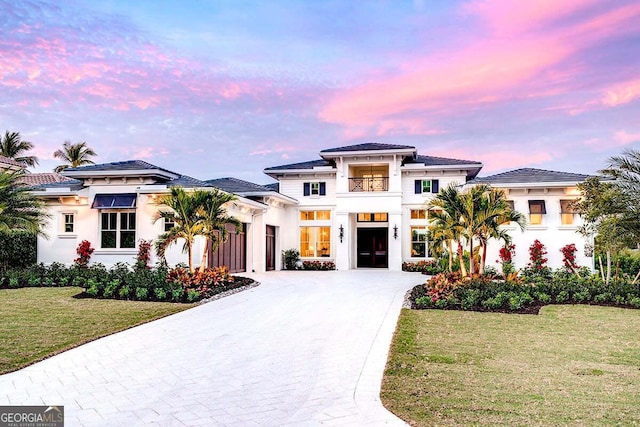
[0,231,37,271]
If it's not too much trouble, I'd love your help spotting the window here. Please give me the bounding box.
[101,211,136,249]
[300,226,331,257]
[410,209,427,220]
[528,200,546,225]
[300,210,331,221]
[414,179,440,194]
[411,226,427,257]
[63,213,74,233]
[357,213,388,222]
[303,182,326,196]
[164,217,175,232]
[560,200,576,225]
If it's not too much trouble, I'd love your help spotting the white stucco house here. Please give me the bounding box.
[30,143,594,272]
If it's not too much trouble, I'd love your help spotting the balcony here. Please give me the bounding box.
[349,177,389,192]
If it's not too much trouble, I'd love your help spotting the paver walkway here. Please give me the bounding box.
[0,270,420,426]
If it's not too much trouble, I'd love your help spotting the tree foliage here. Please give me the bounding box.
[53,141,97,172]
[428,183,524,276]
[0,131,38,167]
[0,169,49,235]
[153,187,239,273]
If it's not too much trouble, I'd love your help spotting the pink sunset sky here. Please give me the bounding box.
[1,0,639,183]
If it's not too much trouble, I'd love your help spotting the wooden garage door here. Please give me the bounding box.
[209,223,246,273]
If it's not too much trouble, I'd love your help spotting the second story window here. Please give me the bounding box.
[414,179,440,195]
[528,200,546,225]
[303,182,326,196]
[560,200,576,225]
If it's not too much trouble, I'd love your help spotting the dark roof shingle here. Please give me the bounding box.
[264,159,335,171]
[63,160,165,173]
[404,154,482,166]
[320,143,415,153]
[206,177,274,193]
[473,168,592,184]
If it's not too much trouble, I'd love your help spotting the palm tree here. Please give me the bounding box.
[0,131,38,167]
[0,169,48,234]
[153,187,205,273]
[53,141,97,172]
[197,189,241,272]
[475,188,525,274]
[428,184,468,276]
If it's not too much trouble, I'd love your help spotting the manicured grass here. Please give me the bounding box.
[0,287,192,374]
[382,306,640,426]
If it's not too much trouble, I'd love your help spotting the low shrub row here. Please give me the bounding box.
[301,260,336,270]
[0,262,251,303]
[410,271,640,312]
[402,260,442,275]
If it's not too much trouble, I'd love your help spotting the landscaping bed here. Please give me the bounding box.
[408,270,640,313]
[0,262,254,303]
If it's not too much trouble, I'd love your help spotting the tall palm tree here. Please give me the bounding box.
[197,189,241,272]
[428,184,467,276]
[0,131,38,168]
[475,188,525,274]
[53,141,97,172]
[0,169,49,234]
[154,187,205,273]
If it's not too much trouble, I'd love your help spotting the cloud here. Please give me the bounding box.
[614,130,640,146]
[318,1,640,134]
[602,79,640,107]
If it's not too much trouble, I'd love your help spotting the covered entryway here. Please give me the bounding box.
[266,225,276,271]
[357,228,388,268]
[209,223,246,273]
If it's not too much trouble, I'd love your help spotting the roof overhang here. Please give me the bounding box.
[62,169,179,180]
[320,148,416,159]
[263,168,336,179]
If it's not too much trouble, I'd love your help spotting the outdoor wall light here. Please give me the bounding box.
[393,224,398,240]
[339,224,344,243]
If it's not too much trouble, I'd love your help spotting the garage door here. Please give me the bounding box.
[209,223,246,273]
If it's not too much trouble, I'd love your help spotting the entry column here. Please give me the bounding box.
[335,212,350,270]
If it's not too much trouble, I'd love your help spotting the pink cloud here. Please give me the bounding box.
[428,147,552,173]
[614,130,640,146]
[462,0,599,35]
[319,2,640,131]
[602,79,640,107]
[319,38,568,125]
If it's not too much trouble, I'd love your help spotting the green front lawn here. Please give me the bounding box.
[382,306,640,426]
[0,287,192,374]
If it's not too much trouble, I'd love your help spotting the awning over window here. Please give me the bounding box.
[528,200,547,214]
[91,193,137,209]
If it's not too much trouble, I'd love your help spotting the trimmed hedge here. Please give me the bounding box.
[0,231,37,271]
[410,270,640,312]
[0,262,252,303]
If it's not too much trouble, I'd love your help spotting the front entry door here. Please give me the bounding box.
[266,225,276,271]
[357,228,388,268]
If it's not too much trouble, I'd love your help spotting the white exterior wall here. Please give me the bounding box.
[484,186,593,271]
[37,183,279,271]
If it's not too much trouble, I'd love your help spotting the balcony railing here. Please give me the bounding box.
[349,177,389,192]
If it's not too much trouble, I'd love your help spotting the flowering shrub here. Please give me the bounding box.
[528,240,548,270]
[135,240,153,270]
[497,244,516,276]
[561,243,579,272]
[74,240,95,268]
[301,260,336,270]
[167,266,234,296]
[419,272,463,306]
[402,260,441,274]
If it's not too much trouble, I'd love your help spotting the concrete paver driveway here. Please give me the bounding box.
[0,271,421,426]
